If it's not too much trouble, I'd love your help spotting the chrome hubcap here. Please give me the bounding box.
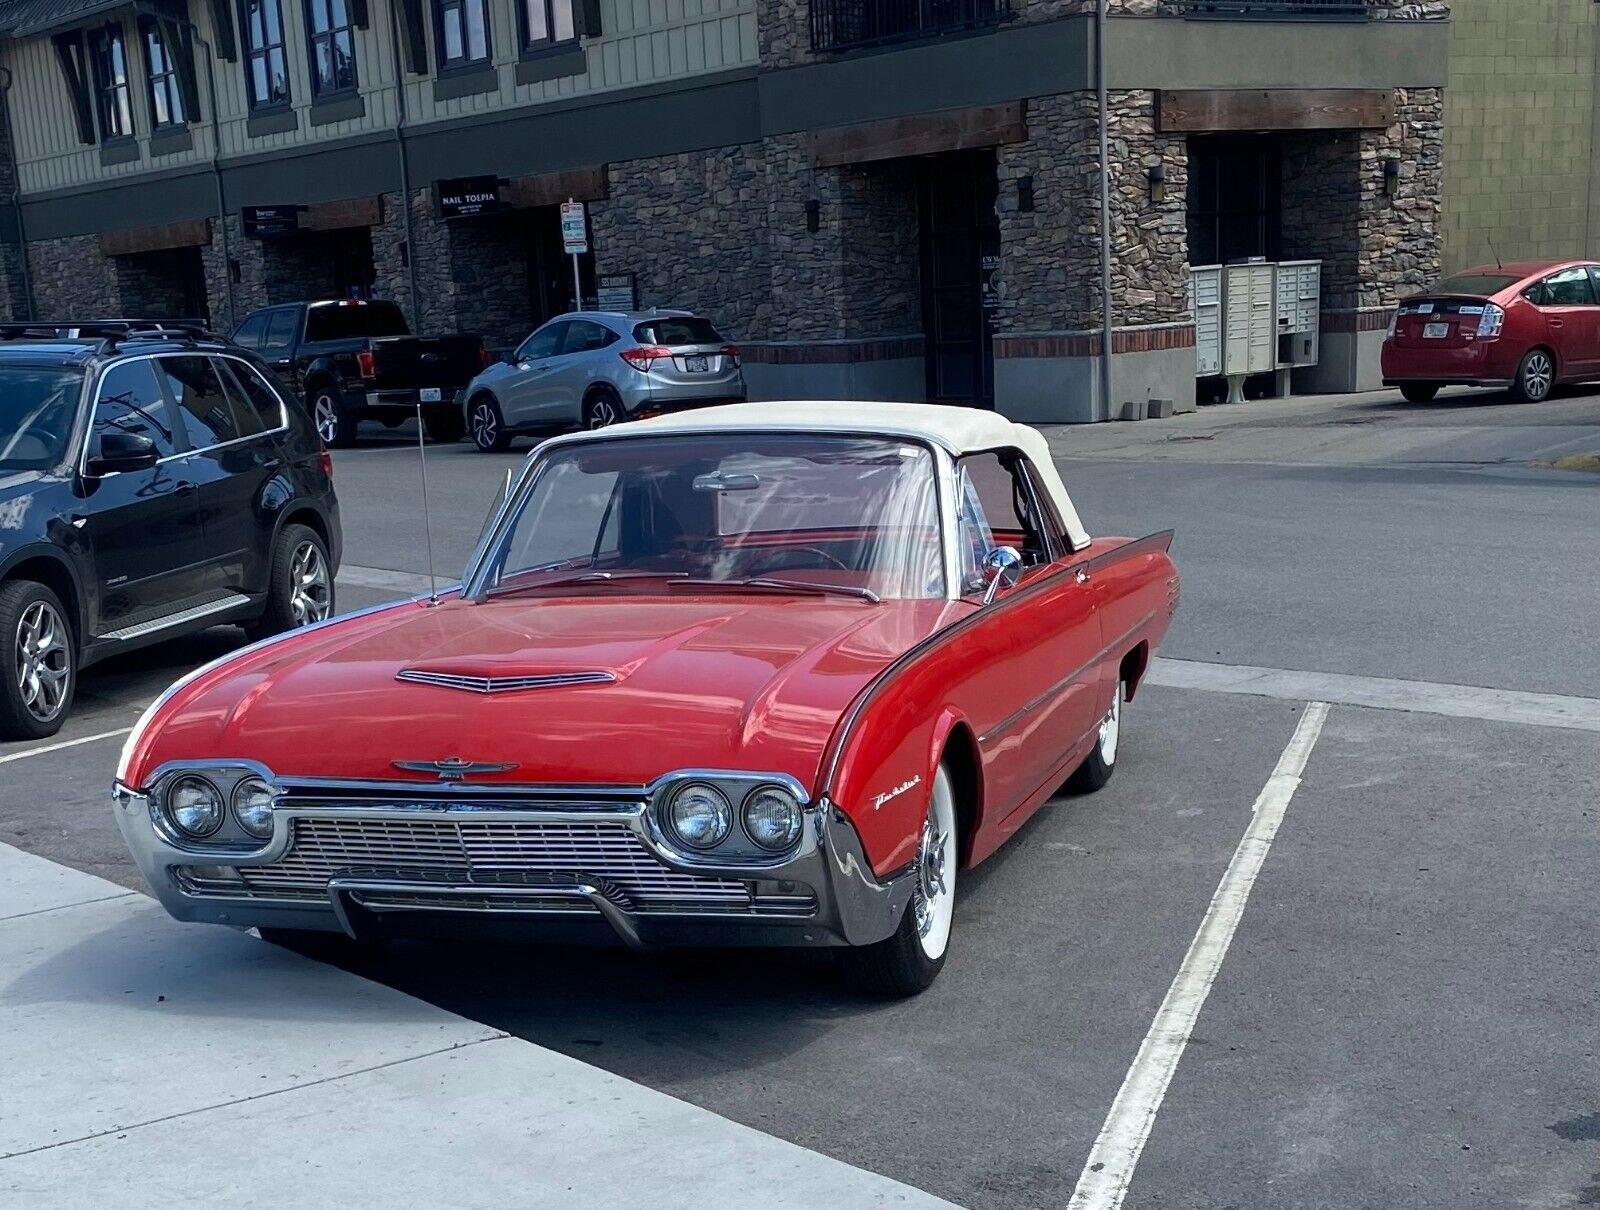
[912,771,958,960]
[588,398,619,429]
[15,600,69,722]
[1525,354,1552,399]
[288,541,331,626]
[313,396,338,444]
[472,402,497,447]
[1099,686,1121,766]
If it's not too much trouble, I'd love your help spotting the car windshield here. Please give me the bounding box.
[0,366,83,471]
[1427,272,1519,296]
[476,434,944,600]
[633,317,722,346]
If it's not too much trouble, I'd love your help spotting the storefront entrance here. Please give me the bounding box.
[114,246,209,323]
[444,206,594,351]
[919,151,998,405]
[1187,135,1284,265]
[260,227,376,303]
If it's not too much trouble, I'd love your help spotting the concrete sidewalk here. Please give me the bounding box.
[0,842,955,1209]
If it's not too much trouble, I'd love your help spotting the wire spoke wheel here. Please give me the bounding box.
[911,769,958,961]
[15,600,70,723]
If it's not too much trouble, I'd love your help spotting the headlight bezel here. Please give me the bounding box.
[147,761,282,849]
[650,770,812,864]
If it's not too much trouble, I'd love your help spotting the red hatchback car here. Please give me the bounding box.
[1381,260,1600,403]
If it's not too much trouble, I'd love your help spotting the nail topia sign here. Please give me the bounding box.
[436,176,507,220]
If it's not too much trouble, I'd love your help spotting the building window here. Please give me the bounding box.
[437,0,492,68]
[519,0,575,51]
[88,24,134,140]
[142,21,186,128]
[304,0,358,96]
[242,0,291,108]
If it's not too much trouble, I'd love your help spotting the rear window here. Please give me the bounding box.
[1427,273,1518,297]
[633,317,722,346]
[304,301,409,342]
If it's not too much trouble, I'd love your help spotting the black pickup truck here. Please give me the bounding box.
[231,299,485,447]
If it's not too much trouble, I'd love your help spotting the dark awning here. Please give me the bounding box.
[0,0,133,37]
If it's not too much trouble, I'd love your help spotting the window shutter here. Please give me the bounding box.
[208,0,237,60]
[52,32,96,145]
[163,17,202,123]
[574,0,603,37]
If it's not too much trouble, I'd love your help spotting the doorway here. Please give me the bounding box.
[116,246,209,323]
[524,205,594,324]
[1187,135,1283,265]
[919,151,998,405]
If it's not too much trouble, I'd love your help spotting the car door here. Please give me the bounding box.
[498,321,568,428]
[157,353,284,597]
[1530,267,1599,379]
[552,320,618,414]
[951,451,1104,818]
[231,311,268,353]
[76,357,207,635]
[258,307,302,386]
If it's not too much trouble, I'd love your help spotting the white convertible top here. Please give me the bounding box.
[579,400,1091,551]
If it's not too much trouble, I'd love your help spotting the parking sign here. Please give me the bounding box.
[560,201,588,254]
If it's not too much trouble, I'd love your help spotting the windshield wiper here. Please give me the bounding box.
[672,577,880,604]
[485,570,689,598]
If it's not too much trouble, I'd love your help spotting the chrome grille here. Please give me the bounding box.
[234,817,751,909]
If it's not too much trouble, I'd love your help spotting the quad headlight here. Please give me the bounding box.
[230,776,276,839]
[741,785,803,851]
[665,782,733,849]
[165,775,224,838]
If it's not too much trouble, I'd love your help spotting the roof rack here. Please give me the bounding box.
[0,319,216,353]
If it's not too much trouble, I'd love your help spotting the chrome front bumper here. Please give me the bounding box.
[112,784,915,949]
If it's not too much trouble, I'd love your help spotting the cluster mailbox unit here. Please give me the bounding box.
[1190,259,1323,403]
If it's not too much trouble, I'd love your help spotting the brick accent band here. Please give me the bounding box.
[741,337,924,365]
[993,325,1197,359]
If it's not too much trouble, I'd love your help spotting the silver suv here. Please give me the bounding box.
[461,310,746,451]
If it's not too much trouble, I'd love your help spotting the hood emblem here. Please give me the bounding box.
[392,757,521,781]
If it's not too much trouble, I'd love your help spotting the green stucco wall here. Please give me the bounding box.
[1441,0,1599,272]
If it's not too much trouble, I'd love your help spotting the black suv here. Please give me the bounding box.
[0,321,341,740]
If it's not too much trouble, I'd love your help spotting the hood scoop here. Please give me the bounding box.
[396,665,617,694]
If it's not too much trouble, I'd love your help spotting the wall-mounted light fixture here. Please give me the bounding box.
[1383,158,1401,199]
[1017,175,1034,213]
[228,258,241,285]
[1147,163,1166,205]
[399,240,410,269]
[804,198,820,233]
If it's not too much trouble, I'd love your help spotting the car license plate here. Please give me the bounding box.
[685,354,709,373]
[420,387,443,402]
[1423,322,1450,339]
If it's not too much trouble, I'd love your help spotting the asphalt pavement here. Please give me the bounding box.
[2,385,1597,1209]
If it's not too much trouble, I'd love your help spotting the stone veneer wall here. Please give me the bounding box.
[994,91,1189,340]
[26,235,120,320]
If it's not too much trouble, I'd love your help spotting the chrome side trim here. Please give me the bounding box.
[395,669,616,693]
[98,592,254,642]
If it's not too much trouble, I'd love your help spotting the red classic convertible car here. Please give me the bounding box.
[114,402,1178,994]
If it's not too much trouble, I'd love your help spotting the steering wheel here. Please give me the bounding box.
[745,545,851,573]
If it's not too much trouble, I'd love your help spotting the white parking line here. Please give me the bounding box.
[1067,701,1332,1210]
[0,726,133,765]
[1149,657,1600,732]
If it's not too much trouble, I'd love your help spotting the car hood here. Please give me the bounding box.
[128,593,970,793]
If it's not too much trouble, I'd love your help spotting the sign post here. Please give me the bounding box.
[560,199,588,311]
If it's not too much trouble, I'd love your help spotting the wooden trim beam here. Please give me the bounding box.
[98,218,212,256]
[504,165,609,209]
[1156,89,1397,133]
[809,102,1027,169]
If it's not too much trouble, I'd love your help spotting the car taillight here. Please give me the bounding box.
[1477,304,1505,338]
[1386,310,1399,339]
[620,345,673,372]
[356,350,376,378]
[720,344,742,368]
[319,449,334,480]
[479,343,490,370]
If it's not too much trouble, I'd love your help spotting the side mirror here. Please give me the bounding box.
[86,430,159,476]
[981,546,1023,605]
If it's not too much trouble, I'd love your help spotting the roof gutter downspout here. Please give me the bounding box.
[387,6,420,327]
[0,67,34,320]
[1095,0,1113,421]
